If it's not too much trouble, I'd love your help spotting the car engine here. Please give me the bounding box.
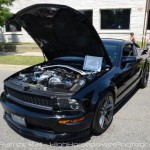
[13,65,96,93]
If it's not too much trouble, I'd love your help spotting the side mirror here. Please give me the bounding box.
[141,49,148,55]
[122,56,137,63]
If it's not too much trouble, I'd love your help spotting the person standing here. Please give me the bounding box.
[129,32,136,43]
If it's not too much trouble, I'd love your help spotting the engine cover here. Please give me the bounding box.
[16,65,91,92]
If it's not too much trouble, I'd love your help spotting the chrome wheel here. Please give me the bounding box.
[99,95,114,128]
[92,92,114,135]
[143,65,149,85]
[139,63,149,88]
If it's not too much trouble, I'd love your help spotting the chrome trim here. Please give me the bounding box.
[6,94,53,111]
[42,65,93,75]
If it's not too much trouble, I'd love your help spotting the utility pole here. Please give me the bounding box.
[142,0,150,48]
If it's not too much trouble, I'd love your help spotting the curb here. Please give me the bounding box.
[0,64,29,70]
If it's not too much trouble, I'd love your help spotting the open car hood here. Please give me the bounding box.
[13,4,112,67]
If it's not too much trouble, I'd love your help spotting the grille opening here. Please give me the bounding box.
[7,87,53,108]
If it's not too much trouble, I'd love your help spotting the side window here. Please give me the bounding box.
[100,9,131,30]
[133,46,138,56]
[123,44,134,56]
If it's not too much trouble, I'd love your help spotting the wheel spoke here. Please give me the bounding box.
[144,69,149,84]
[99,94,114,129]
[103,97,109,108]
[144,67,149,79]
[99,115,105,127]
[106,104,113,111]
[107,110,113,118]
[104,116,110,124]
[146,69,149,78]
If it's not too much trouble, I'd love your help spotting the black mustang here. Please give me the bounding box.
[0,4,149,142]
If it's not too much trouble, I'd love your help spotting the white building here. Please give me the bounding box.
[0,0,150,43]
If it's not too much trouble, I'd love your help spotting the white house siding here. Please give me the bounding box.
[0,0,147,42]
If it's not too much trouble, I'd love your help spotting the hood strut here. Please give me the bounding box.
[42,50,47,62]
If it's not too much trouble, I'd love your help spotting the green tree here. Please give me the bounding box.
[0,0,15,27]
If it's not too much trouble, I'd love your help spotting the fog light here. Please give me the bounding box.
[58,117,85,124]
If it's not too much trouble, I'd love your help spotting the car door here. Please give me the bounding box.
[114,43,141,103]
[132,44,143,80]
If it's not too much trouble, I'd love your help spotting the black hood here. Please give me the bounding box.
[13,4,112,66]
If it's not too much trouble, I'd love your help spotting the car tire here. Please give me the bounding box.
[92,92,114,135]
[139,63,149,88]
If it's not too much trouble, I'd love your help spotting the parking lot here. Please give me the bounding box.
[0,65,150,150]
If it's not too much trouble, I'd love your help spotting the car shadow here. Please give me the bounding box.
[19,132,92,146]
[13,86,139,146]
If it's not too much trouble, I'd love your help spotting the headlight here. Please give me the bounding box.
[56,98,85,112]
[69,99,80,110]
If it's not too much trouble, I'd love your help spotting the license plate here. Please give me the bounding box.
[11,114,26,127]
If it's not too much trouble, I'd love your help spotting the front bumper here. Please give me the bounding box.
[0,92,92,141]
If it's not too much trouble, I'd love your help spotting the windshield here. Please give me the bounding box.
[102,40,121,65]
[52,56,84,70]
[54,56,84,61]
[53,56,107,70]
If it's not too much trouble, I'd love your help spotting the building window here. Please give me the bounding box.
[79,10,93,23]
[100,9,131,29]
[5,20,21,32]
[147,10,150,30]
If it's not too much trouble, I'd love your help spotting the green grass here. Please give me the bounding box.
[137,41,147,47]
[0,42,35,45]
[0,55,44,65]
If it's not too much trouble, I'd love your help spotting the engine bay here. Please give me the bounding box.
[10,64,97,93]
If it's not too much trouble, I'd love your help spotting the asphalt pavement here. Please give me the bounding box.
[0,66,150,150]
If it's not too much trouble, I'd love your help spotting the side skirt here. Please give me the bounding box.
[114,78,140,110]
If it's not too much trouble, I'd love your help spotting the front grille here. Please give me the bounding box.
[7,88,53,109]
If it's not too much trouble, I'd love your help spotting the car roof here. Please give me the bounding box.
[101,38,133,45]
